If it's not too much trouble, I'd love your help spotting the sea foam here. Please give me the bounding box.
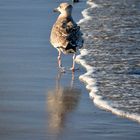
[76,0,140,123]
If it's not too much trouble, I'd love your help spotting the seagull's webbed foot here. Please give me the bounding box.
[59,66,65,73]
[70,67,75,72]
[70,67,79,72]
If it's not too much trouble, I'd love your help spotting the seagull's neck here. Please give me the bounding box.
[58,12,72,19]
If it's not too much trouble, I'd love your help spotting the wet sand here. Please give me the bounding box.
[0,0,140,140]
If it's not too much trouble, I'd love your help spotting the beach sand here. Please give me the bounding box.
[0,0,140,140]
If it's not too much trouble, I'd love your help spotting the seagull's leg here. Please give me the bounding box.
[70,53,76,72]
[57,50,62,68]
[57,50,65,72]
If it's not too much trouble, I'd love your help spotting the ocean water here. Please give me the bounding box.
[76,0,140,122]
[0,0,140,140]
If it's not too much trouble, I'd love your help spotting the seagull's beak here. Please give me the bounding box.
[53,8,59,12]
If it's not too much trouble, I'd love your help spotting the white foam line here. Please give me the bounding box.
[78,0,98,24]
[76,49,98,93]
[76,49,140,123]
[76,0,140,123]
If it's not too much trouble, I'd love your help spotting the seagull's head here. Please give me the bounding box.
[53,3,73,16]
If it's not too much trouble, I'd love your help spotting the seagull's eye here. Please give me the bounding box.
[59,6,61,8]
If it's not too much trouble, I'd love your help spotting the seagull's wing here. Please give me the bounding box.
[50,19,69,49]
[65,21,84,49]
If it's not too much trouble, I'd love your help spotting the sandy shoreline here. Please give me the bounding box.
[0,0,140,140]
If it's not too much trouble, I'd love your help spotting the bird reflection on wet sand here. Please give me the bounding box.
[46,73,81,134]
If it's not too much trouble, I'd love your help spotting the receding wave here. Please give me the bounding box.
[76,0,140,123]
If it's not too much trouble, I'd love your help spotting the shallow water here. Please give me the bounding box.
[0,0,140,140]
[77,0,140,122]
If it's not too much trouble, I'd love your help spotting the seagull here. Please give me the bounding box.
[50,3,83,72]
